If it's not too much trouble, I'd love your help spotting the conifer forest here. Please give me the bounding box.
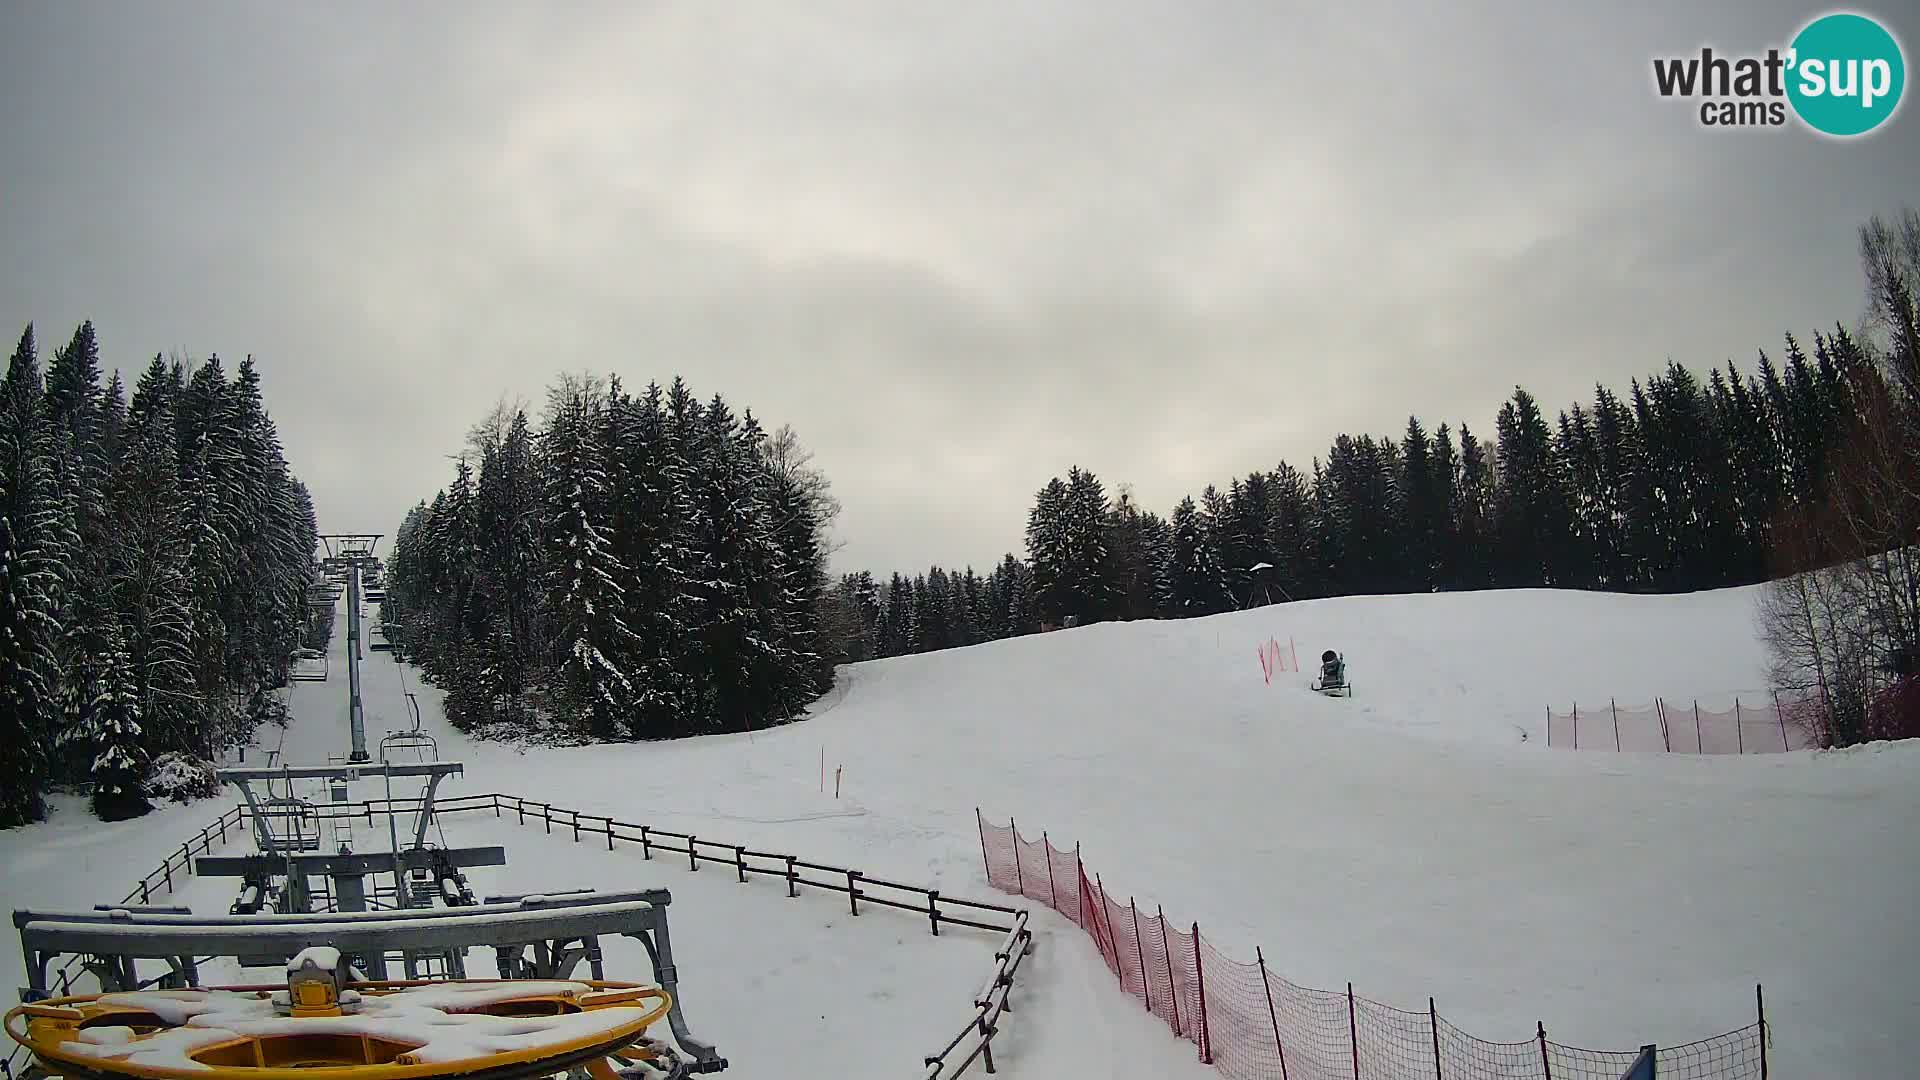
[2,210,1915,825]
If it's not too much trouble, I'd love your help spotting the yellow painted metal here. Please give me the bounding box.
[4,980,672,1080]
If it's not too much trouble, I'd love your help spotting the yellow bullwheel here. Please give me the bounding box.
[4,948,688,1080]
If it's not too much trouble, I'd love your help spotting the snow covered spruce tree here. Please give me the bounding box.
[0,328,60,827]
[81,624,151,821]
[540,377,638,741]
[43,323,113,768]
[389,373,833,743]
[2,322,315,821]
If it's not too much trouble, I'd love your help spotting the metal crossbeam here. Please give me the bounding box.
[219,761,462,781]
[194,847,506,879]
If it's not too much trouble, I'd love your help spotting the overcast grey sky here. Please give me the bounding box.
[2,2,1914,574]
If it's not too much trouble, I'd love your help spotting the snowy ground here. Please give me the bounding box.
[5,584,1918,1077]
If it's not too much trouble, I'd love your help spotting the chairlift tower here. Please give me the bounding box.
[318,534,382,763]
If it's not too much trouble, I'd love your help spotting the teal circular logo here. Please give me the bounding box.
[1787,12,1905,136]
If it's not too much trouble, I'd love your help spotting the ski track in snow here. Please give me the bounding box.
[3,582,1918,1078]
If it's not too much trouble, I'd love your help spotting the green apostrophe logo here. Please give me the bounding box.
[1652,10,1905,138]
[1787,13,1905,136]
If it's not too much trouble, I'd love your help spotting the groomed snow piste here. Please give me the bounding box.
[3,583,1916,1078]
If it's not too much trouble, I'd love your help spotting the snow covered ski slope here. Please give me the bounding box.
[4,583,1917,1077]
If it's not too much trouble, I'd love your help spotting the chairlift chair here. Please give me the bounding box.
[1311,649,1352,698]
[257,795,323,851]
[379,692,437,762]
[289,648,329,682]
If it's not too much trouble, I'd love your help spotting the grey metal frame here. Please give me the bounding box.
[13,889,722,1068]
[220,762,466,854]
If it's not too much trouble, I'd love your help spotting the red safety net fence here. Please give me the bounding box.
[979,813,1769,1079]
[1545,695,1823,753]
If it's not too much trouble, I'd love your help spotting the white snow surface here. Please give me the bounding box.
[3,582,1917,1078]
[286,946,340,973]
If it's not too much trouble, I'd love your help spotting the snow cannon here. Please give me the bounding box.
[3,950,715,1080]
[1311,650,1351,697]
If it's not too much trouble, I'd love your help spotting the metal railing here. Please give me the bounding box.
[28,793,1040,1078]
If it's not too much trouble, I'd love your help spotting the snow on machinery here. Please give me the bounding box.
[9,763,731,1077]
[8,901,727,1080]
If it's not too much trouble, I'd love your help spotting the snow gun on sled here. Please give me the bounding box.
[1311,650,1350,697]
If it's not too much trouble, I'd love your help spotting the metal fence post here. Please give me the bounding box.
[1429,997,1442,1080]
[1010,817,1023,895]
[1735,698,1744,753]
[1348,983,1360,1079]
[1158,906,1182,1037]
[1193,923,1212,1064]
[1613,702,1621,751]
[1073,842,1083,927]
[1758,984,1769,1080]
[1042,832,1058,907]
[976,808,990,880]
[1695,701,1703,753]
[1537,1021,1552,1079]
[847,871,862,916]
[1259,947,1290,1080]
[1132,898,1152,1012]
[1094,874,1113,967]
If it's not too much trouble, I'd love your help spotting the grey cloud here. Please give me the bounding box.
[3,1,1913,575]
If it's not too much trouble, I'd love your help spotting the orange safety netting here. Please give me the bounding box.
[978,815,1767,1079]
[1545,696,1817,753]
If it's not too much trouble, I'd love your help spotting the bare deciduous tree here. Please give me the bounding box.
[763,422,845,556]
[1761,210,1920,746]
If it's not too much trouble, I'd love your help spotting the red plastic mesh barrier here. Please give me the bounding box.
[978,815,1768,1079]
[1546,696,1813,753]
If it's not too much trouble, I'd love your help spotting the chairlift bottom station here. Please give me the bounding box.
[10,536,729,1078]
[9,759,730,1079]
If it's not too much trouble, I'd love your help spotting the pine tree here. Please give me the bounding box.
[1398,418,1439,591]
[1454,425,1495,588]
[683,395,786,732]
[1428,428,1460,587]
[541,382,639,740]
[1003,556,1035,637]
[1266,462,1316,600]
[881,572,914,655]
[84,624,151,821]
[1106,487,1158,620]
[1058,466,1118,623]
[1024,477,1070,624]
[759,425,831,705]
[110,358,198,755]
[1492,389,1574,586]
[1555,405,1601,588]
[1168,495,1229,614]
[1320,436,1398,592]
[919,567,953,651]
[0,327,58,826]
